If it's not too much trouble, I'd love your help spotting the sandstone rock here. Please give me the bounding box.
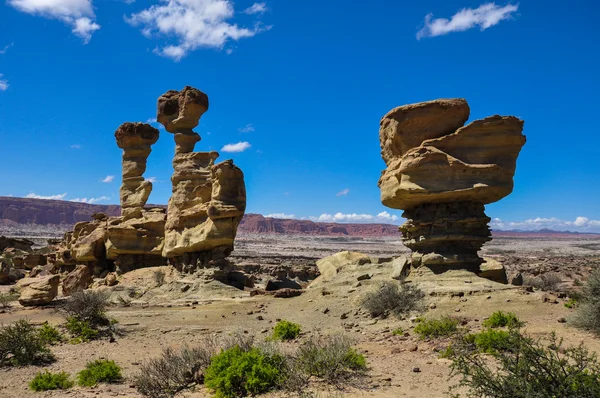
[18,274,59,306]
[105,272,118,286]
[0,236,34,252]
[391,256,410,280]
[478,258,508,284]
[0,260,9,284]
[265,278,302,291]
[62,264,93,296]
[378,99,525,274]
[273,288,303,298]
[316,251,371,280]
[511,273,524,286]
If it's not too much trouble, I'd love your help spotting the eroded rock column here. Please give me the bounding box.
[378,99,526,275]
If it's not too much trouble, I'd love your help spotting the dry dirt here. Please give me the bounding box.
[1,234,600,398]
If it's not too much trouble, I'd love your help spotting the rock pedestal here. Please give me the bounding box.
[378,99,525,276]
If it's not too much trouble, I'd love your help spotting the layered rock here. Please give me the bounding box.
[18,274,59,306]
[158,87,246,270]
[378,99,526,274]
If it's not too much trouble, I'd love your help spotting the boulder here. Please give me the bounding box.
[0,260,9,284]
[0,236,34,252]
[390,256,411,280]
[316,251,371,280]
[62,264,93,296]
[478,258,508,284]
[18,274,59,306]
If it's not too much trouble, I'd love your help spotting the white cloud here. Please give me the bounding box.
[239,123,255,133]
[70,144,81,149]
[146,176,157,183]
[490,216,600,233]
[417,2,518,39]
[221,141,251,153]
[70,196,110,204]
[0,75,8,91]
[376,211,399,222]
[101,175,115,183]
[265,213,295,219]
[7,0,101,43]
[243,2,267,15]
[126,0,270,61]
[307,212,400,224]
[26,192,68,200]
[0,43,14,54]
[336,188,350,197]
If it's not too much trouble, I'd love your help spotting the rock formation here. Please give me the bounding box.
[18,274,59,306]
[157,87,246,271]
[378,98,525,275]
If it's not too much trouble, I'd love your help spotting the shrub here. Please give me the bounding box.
[0,319,55,367]
[135,342,219,398]
[482,311,524,329]
[29,371,74,391]
[466,329,513,355]
[564,298,578,309]
[62,290,110,327]
[65,317,99,343]
[77,359,122,387]
[524,273,562,291]
[414,317,459,339]
[392,328,404,336]
[293,335,367,383]
[360,282,424,318]
[37,324,63,345]
[272,320,301,341]
[0,292,18,309]
[204,346,284,398]
[571,268,600,334]
[449,330,600,397]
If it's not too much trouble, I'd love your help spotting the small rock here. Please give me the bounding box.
[391,347,401,354]
[558,317,567,323]
[357,274,371,281]
[256,315,264,321]
[340,312,349,320]
[322,308,330,314]
[429,303,436,309]
[454,308,461,312]
[408,344,418,352]
[353,282,362,288]
[412,367,421,373]
[247,311,253,315]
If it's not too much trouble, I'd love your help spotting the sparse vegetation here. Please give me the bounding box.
[0,292,18,308]
[0,319,55,367]
[77,359,122,387]
[272,320,301,341]
[392,328,404,336]
[61,290,115,341]
[564,297,578,309]
[29,371,74,391]
[524,272,562,291]
[360,281,424,318]
[414,317,459,339]
[65,317,99,343]
[449,329,600,397]
[482,311,524,329]
[570,268,600,334]
[204,346,285,398]
[37,323,63,345]
[465,329,513,355]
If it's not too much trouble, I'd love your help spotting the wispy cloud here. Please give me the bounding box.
[243,2,267,15]
[265,213,295,219]
[126,0,270,61]
[70,196,110,204]
[308,212,399,224]
[26,192,67,200]
[221,141,251,153]
[239,123,255,133]
[417,2,518,39]
[0,43,13,54]
[101,175,115,183]
[7,0,100,43]
[491,216,600,233]
[0,75,8,91]
[70,144,82,149]
[146,176,157,183]
[336,188,350,197]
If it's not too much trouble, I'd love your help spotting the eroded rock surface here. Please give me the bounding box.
[379,99,525,274]
[18,274,59,306]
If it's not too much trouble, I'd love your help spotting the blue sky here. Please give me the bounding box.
[0,0,599,231]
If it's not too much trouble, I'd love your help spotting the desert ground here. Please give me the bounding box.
[1,233,600,398]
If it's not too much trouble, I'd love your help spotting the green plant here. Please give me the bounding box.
[61,290,110,327]
[360,282,424,318]
[414,317,459,339]
[77,359,122,387]
[392,328,404,336]
[439,345,455,359]
[571,268,600,333]
[466,329,513,355]
[294,335,367,383]
[135,342,219,398]
[37,324,63,345]
[482,311,524,329]
[449,330,600,397]
[272,320,301,341]
[565,298,578,309]
[0,319,55,367]
[65,317,99,342]
[204,346,284,398]
[29,371,74,391]
[0,292,18,308]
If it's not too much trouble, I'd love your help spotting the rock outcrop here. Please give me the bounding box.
[378,99,525,275]
[18,274,59,306]
[158,87,246,270]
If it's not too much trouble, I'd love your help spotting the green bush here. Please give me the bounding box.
[37,324,63,345]
[467,329,513,355]
[294,335,367,383]
[571,268,600,334]
[66,317,99,343]
[414,317,459,339]
[564,298,578,309]
[449,329,600,397]
[0,319,55,367]
[272,320,301,341]
[360,282,424,318]
[482,311,524,329]
[204,346,284,398]
[392,328,404,336]
[77,359,122,387]
[29,371,74,391]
